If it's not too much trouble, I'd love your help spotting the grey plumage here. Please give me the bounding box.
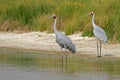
[51,14,76,54]
[89,11,107,57]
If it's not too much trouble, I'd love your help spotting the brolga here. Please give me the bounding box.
[89,11,107,57]
[51,14,76,68]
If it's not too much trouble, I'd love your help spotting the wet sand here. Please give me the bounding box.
[0,32,120,57]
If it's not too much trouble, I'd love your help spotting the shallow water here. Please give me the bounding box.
[0,48,120,80]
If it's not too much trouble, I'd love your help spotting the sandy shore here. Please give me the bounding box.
[0,32,120,57]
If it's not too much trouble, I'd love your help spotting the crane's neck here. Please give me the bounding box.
[53,18,58,34]
[92,14,96,28]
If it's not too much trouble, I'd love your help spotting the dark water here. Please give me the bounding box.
[0,48,120,80]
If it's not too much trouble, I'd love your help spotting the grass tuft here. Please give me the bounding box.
[0,0,120,42]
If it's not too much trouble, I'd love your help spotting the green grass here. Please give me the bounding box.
[0,0,120,42]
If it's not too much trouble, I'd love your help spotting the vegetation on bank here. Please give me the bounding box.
[0,0,120,42]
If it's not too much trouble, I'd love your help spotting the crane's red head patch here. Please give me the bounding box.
[51,14,56,19]
[89,11,94,16]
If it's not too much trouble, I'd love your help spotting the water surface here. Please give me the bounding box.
[0,48,120,80]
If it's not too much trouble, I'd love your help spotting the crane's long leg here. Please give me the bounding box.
[99,40,102,57]
[97,39,99,57]
[65,54,68,69]
[61,55,63,69]
[60,46,68,69]
[64,46,68,69]
[61,47,64,69]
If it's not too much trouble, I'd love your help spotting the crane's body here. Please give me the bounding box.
[90,11,107,57]
[55,32,76,53]
[52,14,76,53]
[51,14,76,68]
[92,14,107,43]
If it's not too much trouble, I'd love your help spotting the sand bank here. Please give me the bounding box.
[0,32,120,57]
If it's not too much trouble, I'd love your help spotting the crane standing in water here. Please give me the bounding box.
[89,11,107,57]
[51,14,76,68]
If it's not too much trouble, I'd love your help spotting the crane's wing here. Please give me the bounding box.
[93,25,107,43]
[55,32,76,53]
[66,37,76,53]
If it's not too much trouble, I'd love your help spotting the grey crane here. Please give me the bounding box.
[51,14,76,68]
[89,11,107,57]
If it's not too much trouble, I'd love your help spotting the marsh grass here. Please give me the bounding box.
[0,0,120,41]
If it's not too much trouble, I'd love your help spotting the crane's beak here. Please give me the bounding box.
[49,16,52,18]
[88,12,91,15]
[88,12,92,16]
[49,15,54,18]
